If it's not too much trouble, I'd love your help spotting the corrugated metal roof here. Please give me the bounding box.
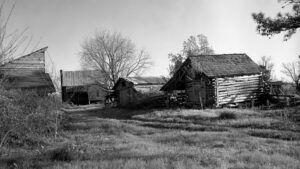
[62,70,105,87]
[190,54,261,77]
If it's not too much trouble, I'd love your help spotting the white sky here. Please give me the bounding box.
[5,0,300,80]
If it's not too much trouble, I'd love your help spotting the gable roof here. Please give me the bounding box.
[189,53,261,77]
[112,76,167,90]
[61,70,105,87]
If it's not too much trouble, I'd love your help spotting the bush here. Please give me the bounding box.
[0,87,62,147]
[50,145,75,162]
[219,111,237,120]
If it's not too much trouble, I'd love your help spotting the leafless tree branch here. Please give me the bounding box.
[282,61,300,92]
[0,1,30,65]
[80,30,152,88]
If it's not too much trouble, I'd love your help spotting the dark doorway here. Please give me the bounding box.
[70,92,89,105]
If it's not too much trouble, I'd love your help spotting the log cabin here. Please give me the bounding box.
[60,70,107,105]
[161,54,263,107]
[112,76,167,107]
[0,47,55,95]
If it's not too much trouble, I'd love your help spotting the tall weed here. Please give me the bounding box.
[0,87,62,147]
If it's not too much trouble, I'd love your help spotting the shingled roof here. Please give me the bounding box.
[61,70,105,87]
[190,53,261,77]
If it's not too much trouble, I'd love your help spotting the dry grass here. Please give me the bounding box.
[1,107,300,169]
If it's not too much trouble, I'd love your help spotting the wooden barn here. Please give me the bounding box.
[161,54,263,107]
[0,47,55,95]
[112,76,167,107]
[60,70,107,105]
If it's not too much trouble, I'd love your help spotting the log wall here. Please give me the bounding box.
[215,74,262,106]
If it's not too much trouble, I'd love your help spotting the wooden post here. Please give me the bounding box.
[286,97,290,107]
[199,94,203,110]
[60,70,66,102]
[215,78,219,107]
[267,99,270,109]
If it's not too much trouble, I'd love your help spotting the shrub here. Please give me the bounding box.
[219,111,237,120]
[0,87,62,147]
[50,145,74,162]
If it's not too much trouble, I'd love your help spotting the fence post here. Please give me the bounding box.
[267,99,270,109]
[286,97,290,107]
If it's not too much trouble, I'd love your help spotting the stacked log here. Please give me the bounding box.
[215,74,262,105]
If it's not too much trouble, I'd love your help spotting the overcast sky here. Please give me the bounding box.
[5,0,300,80]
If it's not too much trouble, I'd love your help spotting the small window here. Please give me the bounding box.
[122,81,126,87]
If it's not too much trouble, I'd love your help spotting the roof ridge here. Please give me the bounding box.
[189,53,247,57]
[62,69,100,73]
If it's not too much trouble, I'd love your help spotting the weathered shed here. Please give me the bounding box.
[0,47,55,94]
[269,81,284,95]
[161,54,263,107]
[113,76,167,107]
[60,70,107,105]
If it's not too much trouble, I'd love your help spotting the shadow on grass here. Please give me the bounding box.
[137,122,228,132]
[64,108,155,120]
[247,129,300,141]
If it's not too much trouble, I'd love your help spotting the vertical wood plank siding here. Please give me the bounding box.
[185,77,215,106]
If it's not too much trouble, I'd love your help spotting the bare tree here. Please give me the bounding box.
[282,61,300,92]
[168,34,214,76]
[168,53,184,77]
[80,30,152,88]
[258,56,275,80]
[183,34,214,56]
[0,1,29,65]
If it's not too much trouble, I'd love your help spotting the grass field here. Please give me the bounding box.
[1,107,300,169]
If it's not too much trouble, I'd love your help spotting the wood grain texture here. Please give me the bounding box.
[0,47,55,93]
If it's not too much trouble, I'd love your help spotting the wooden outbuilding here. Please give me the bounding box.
[269,81,284,95]
[161,54,263,107]
[113,76,167,107]
[60,70,107,105]
[0,47,55,95]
